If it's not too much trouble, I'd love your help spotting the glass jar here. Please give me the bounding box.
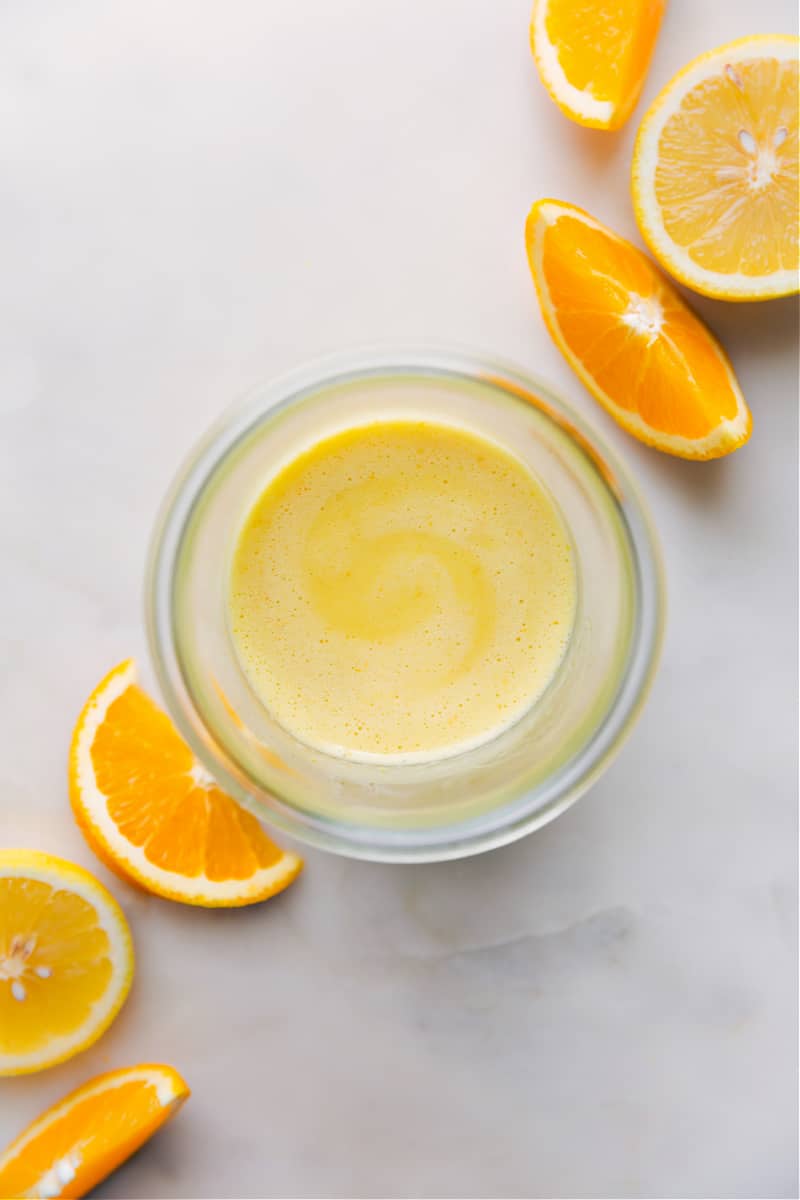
[146,349,665,862]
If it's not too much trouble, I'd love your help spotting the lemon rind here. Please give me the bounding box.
[0,850,133,1075]
[632,35,800,300]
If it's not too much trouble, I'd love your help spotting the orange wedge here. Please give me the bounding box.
[530,0,666,130]
[0,850,133,1076]
[0,1063,188,1198]
[633,35,799,300]
[525,199,751,459]
[69,660,303,908]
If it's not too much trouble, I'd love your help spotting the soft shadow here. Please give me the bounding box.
[560,118,629,175]
[395,785,620,948]
[628,436,742,505]
[687,291,799,357]
[119,869,305,941]
[85,1116,190,1200]
[195,878,303,928]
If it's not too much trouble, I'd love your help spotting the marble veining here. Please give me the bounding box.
[0,0,796,1196]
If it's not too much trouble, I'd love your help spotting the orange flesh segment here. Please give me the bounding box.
[0,1070,186,1199]
[655,55,799,276]
[90,684,284,880]
[544,0,665,117]
[539,212,740,438]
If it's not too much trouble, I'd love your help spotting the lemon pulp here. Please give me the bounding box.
[229,420,576,760]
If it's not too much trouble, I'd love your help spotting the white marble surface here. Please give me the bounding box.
[1,2,797,1196]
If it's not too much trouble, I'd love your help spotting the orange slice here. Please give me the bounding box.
[530,0,666,130]
[0,850,133,1076]
[0,1063,188,1198]
[633,35,799,299]
[69,660,303,907]
[525,199,751,459]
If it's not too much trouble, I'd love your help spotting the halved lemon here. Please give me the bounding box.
[530,0,666,130]
[69,660,303,908]
[632,35,799,300]
[526,199,751,459]
[0,1063,188,1198]
[0,850,133,1076]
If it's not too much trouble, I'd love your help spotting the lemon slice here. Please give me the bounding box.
[632,35,799,299]
[0,850,133,1075]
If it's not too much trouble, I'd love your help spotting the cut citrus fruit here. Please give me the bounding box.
[69,660,303,907]
[530,0,666,130]
[0,850,133,1076]
[525,199,751,459]
[0,1063,188,1198]
[632,35,799,300]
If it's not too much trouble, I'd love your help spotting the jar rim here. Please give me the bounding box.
[145,345,666,862]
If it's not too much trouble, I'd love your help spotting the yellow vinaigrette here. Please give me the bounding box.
[230,421,576,760]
